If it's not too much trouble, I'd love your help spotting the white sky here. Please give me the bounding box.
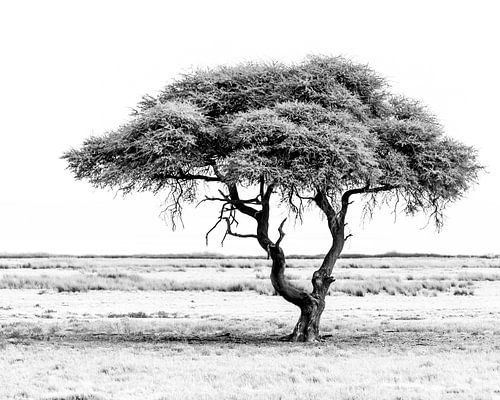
[0,0,498,256]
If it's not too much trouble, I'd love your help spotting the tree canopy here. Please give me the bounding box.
[64,56,480,229]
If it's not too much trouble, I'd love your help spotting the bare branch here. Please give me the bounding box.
[313,189,339,236]
[263,181,276,202]
[340,184,396,221]
[159,180,185,230]
[342,184,396,206]
[197,195,261,208]
[313,189,336,219]
[205,218,223,245]
[275,218,287,247]
[221,217,258,245]
[295,191,316,201]
[205,200,258,246]
[178,174,220,182]
[259,176,265,200]
[205,201,232,245]
[162,169,221,182]
[227,184,259,219]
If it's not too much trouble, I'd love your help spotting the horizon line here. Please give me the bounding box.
[0,251,498,259]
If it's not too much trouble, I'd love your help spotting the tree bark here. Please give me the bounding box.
[268,244,333,342]
[258,186,339,341]
[225,182,345,342]
[290,298,325,342]
[272,188,348,341]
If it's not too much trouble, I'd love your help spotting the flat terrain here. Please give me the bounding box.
[0,257,499,399]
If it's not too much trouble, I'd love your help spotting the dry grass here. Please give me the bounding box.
[0,272,480,296]
[1,257,499,399]
[43,396,103,400]
[1,337,499,400]
[0,256,499,271]
[0,273,273,294]
[4,256,498,297]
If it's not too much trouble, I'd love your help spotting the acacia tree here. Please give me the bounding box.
[63,56,481,341]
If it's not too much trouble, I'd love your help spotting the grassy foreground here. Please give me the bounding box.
[1,337,499,400]
[0,256,499,399]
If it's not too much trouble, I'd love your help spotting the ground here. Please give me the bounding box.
[0,257,499,399]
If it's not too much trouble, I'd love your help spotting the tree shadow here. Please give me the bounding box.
[5,329,495,349]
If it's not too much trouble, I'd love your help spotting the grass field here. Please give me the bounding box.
[0,257,499,399]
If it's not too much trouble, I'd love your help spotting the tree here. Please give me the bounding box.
[63,56,481,342]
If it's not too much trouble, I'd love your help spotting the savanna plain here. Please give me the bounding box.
[0,255,499,400]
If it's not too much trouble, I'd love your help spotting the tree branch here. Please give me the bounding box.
[263,182,275,202]
[205,201,232,245]
[227,184,259,219]
[313,189,336,219]
[275,218,287,247]
[294,190,316,201]
[205,201,257,246]
[341,184,396,205]
[197,192,261,207]
[221,217,258,245]
[259,176,265,200]
[340,184,396,220]
[167,169,221,182]
[179,174,220,182]
[313,189,339,236]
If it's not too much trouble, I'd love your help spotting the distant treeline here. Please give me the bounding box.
[0,251,498,259]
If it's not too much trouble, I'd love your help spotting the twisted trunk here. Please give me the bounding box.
[265,189,348,342]
[226,182,350,342]
[269,244,337,342]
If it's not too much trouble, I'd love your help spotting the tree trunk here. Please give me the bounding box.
[269,245,331,342]
[289,295,326,342]
[225,182,345,342]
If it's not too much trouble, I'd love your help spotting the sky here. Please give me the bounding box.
[0,0,499,256]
